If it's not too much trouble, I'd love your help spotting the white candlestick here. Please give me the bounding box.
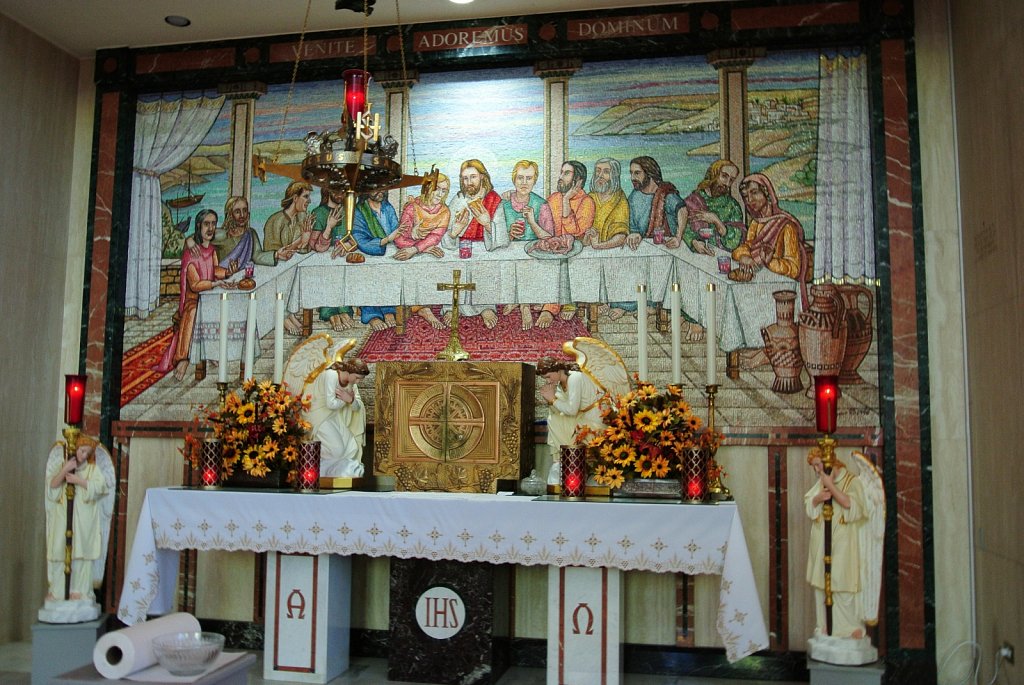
[637,283,648,381]
[243,292,257,380]
[273,292,285,384]
[218,293,229,384]
[705,283,717,386]
[670,283,681,384]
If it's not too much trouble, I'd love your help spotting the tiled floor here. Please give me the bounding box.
[1,640,807,684]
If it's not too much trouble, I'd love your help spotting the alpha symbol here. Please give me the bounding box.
[286,588,306,619]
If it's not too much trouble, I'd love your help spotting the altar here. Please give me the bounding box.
[118,487,768,677]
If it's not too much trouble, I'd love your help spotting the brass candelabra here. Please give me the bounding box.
[704,384,732,501]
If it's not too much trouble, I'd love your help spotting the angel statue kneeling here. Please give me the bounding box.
[40,434,115,624]
[538,338,631,485]
[284,335,369,478]
[805,448,885,665]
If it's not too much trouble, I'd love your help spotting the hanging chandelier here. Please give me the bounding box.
[299,1,436,250]
[253,0,437,250]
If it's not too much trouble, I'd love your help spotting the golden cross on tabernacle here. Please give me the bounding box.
[436,269,475,361]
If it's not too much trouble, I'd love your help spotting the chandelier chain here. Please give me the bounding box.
[395,0,418,174]
[274,0,314,164]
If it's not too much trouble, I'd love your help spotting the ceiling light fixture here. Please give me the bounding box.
[164,15,191,28]
[448,0,475,4]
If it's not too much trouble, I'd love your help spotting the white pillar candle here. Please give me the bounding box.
[273,292,285,384]
[706,283,717,386]
[218,293,229,384]
[243,292,257,380]
[637,283,648,381]
[670,283,681,384]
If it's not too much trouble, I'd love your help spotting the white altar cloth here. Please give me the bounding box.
[117,488,768,662]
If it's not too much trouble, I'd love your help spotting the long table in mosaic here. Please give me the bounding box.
[286,240,799,354]
[117,487,768,663]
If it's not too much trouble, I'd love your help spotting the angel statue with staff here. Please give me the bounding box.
[805,448,885,665]
[538,337,631,485]
[284,335,369,478]
[40,434,115,624]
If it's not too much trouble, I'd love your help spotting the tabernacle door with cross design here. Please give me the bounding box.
[374,361,535,492]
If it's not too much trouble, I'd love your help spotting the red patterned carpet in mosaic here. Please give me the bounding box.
[358,307,589,362]
[119,327,172,406]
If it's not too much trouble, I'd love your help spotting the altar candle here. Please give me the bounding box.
[243,293,256,380]
[218,293,229,384]
[814,375,839,434]
[637,284,648,381]
[705,283,717,386]
[273,292,285,384]
[64,374,86,425]
[670,283,681,384]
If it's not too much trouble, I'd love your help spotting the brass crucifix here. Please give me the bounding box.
[437,269,475,361]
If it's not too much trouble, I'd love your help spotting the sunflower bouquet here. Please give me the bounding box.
[575,381,722,489]
[186,379,312,479]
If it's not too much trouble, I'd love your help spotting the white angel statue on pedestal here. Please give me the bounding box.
[40,435,115,624]
[805,448,885,665]
[538,337,631,485]
[284,335,369,478]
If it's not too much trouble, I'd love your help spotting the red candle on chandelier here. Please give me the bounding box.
[342,69,370,124]
[65,373,86,425]
[814,375,839,434]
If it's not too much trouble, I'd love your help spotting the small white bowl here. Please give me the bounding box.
[151,631,225,676]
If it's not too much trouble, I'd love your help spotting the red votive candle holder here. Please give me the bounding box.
[199,440,222,489]
[681,447,709,503]
[814,375,839,434]
[342,69,370,124]
[560,445,586,499]
[64,373,86,425]
[297,442,321,492]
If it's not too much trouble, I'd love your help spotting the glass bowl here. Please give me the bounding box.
[151,631,224,676]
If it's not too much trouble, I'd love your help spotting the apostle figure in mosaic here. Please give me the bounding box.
[804,449,885,665]
[40,435,115,624]
[678,159,745,255]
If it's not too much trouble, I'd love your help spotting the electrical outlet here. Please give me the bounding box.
[1000,642,1014,665]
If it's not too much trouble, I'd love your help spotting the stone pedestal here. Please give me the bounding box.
[547,566,623,685]
[388,558,510,684]
[32,614,108,684]
[808,657,885,685]
[263,553,350,683]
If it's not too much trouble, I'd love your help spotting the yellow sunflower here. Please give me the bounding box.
[249,460,271,478]
[604,467,626,488]
[242,378,256,393]
[272,416,288,436]
[633,409,660,432]
[651,455,671,478]
[612,443,636,466]
[281,445,299,463]
[635,455,655,478]
[260,438,279,461]
[236,402,257,425]
[634,383,658,400]
[685,415,702,432]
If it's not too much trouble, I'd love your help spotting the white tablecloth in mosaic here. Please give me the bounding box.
[117,488,768,662]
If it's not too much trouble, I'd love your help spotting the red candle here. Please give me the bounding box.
[342,69,370,124]
[686,476,705,499]
[298,442,321,492]
[814,375,839,434]
[64,374,86,425]
[202,467,218,487]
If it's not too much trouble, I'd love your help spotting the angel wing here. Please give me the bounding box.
[92,443,116,588]
[850,450,885,624]
[282,334,356,398]
[563,337,631,401]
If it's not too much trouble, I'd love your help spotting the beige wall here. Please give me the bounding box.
[948,0,1024,681]
[0,13,88,642]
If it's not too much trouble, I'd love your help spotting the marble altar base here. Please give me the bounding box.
[548,566,623,685]
[264,552,350,683]
[389,558,510,684]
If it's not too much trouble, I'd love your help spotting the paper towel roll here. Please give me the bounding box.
[93,612,201,679]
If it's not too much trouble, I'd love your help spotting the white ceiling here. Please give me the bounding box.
[0,0,697,59]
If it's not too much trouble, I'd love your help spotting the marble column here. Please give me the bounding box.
[706,49,764,180]
[533,59,581,196]
[217,81,267,201]
[375,70,419,210]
